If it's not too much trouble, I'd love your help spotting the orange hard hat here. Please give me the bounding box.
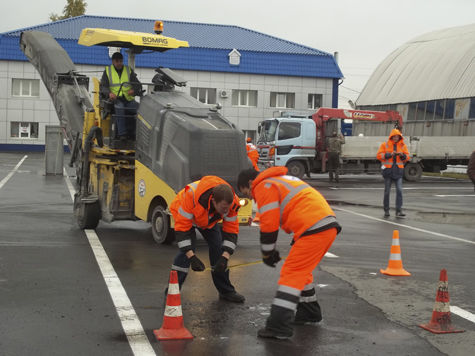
[246,137,252,143]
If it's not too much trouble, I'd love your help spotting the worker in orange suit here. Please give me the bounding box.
[237,167,341,339]
[376,128,410,218]
[246,137,260,171]
[169,176,245,303]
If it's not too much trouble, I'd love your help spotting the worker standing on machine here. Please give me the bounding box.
[100,52,142,140]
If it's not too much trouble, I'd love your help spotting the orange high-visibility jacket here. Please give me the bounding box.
[246,143,260,171]
[251,167,340,253]
[377,129,410,169]
[170,176,240,253]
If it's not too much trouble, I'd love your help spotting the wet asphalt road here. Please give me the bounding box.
[0,152,474,356]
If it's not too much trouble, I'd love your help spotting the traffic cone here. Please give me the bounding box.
[419,269,465,334]
[153,270,193,341]
[380,230,411,276]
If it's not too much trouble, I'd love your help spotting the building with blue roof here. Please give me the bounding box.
[0,15,342,150]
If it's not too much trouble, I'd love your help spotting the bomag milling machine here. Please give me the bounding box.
[20,22,252,244]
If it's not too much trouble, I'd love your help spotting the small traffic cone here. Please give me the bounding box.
[419,269,465,334]
[380,230,411,276]
[153,270,193,341]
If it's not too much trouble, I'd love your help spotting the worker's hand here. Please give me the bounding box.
[262,250,281,267]
[399,153,407,161]
[384,153,392,159]
[212,255,229,273]
[109,93,117,100]
[188,255,205,271]
[127,89,134,96]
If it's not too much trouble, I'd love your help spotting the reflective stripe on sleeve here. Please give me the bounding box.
[258,201,279,214]
[223,215,237,222]
[178,206,193,220]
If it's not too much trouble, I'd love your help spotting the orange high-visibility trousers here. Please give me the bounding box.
[278,228,337,290]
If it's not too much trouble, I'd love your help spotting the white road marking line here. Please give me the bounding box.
[324,252,339,258]
[317,284,328,288]
[434,194,475,197]
[334,207,475,246]
[330,186,471,190]
[0,155,27,190]
[63,167,76,201]
[64,172,156,356]
[451,306,475,324]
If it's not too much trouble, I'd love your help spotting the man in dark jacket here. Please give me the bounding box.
[468,150,475,192]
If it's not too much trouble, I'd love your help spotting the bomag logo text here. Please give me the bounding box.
[142,37,168,45]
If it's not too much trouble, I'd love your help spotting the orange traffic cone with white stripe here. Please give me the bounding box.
[380,230,411,276]
[153,270,193,340]
[419,269,464,334]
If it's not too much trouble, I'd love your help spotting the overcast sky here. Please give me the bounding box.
[2,0,474,107]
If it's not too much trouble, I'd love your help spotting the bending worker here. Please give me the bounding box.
[246,137,260,171]
[100,52,142,140]
[169,176,245,303]
[377,128,410,218]
[237,167,341,339]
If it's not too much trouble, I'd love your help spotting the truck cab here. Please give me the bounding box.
[257,117,317,178]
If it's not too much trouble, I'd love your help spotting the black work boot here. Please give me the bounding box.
[384,210,390,218]
[329,172,333,182]
[294,300,322,325]
[258,305,294,340]
[396,210,406,218]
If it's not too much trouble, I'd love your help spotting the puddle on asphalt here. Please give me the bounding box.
[416,212,475,225]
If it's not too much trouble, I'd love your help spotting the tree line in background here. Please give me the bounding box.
[50,0,87,22]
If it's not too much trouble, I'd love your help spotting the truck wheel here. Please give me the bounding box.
[75,197,101,229]
[404,163,422,181]
[286,161,305,179]
[151,205,175,244]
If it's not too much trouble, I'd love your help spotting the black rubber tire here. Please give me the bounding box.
[75,198,101,229]
[404,162,422,182]
[151,205,175,244]
[286,161,305,179]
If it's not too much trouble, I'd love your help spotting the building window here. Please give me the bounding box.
[232,90,257,107]
[12,79,40,97]
[10,122,39,139]
[278,122,301,140]
[190,87,217,104]
[308,94,322,109]
[270,92,295,109]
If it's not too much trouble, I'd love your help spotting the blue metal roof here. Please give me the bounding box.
[0,15,343,78]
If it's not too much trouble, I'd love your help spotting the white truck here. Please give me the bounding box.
[257,108,473,181]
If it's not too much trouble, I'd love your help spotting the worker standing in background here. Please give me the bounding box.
[468,149,475,192]
[237,167,341,339]
[327,131,345,182]
[169,176,245,303]
[100,52,142,140]
[246,137,260,171]
[377,129,410,218]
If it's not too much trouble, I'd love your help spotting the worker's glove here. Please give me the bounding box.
[384,153,393,159]
[399,153,407,161]
[262,250,281,268]
[213,255,229,273]
[188,255,205,272]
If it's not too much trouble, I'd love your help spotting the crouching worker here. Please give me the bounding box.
[237,167,341,339]
[169,176,245,303]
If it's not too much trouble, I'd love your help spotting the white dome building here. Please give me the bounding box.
[356,23,475,136]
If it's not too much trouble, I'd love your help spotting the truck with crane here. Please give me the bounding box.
[257,107,473,181]
[19,22,252,244]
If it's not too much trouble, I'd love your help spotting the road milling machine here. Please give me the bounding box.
[20,23,252,244]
